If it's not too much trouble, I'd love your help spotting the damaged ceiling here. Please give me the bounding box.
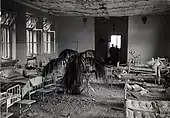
[12,0,170,16]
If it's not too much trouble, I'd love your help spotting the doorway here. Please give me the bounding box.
[95,17,128,64]
[107,35,122,65]
[109,35,121,49]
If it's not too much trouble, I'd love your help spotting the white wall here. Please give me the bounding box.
[57,17,95,54]
[15,9,27,62]
[128,15,170,61]
[0,26,1,62]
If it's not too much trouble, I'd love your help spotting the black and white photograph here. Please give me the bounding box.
[0,0,170,117]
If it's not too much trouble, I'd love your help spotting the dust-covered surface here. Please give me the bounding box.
[10,82,125,118]
[6,72,169,118]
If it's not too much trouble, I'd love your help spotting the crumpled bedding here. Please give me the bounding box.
[127,84,149,96]
[127,109,170,118]
[127,84,170,100]
[0,68,24,79]
[29,76,43,86]
[127,99,170,118]
[24,69,38,77]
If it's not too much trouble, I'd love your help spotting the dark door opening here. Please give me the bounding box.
[95,17,128,64]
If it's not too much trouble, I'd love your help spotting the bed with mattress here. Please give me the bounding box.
[0,67,43,98]
[125,79,170,118]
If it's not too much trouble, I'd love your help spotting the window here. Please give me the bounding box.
[26,13,39,57]
[26,30,38,55]
[43,32,50,53]
[0,10,16,59]
[1,27,10,59]
[26,15,55,56]
[42,17,55,54]
[109,35,121,49]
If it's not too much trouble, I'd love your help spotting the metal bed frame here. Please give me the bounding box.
[0,84,21,118]
[124,79,170,118]
[6,84,21,112]
[0,92,14,118]
[127,62,161,84]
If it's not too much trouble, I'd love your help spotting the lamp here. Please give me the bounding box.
[83,17,87,28]
[142,16,147,24]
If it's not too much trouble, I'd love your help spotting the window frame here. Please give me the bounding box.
[0,9,16,60]
[42,17,55,54]
[26,14,42,57]
[26,28,42,57]
[26,15,56,56]
[42,30,55,54]
[1,25,11,59]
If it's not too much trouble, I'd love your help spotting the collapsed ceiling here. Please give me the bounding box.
[12,0,170,16]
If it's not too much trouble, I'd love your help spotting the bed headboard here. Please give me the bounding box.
[6,84,21,108]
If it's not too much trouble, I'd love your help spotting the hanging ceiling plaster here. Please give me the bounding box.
[12,0,170,16]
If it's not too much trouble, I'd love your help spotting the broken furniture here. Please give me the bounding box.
[0,92,14,118]
[128,50,140,66]
[127,58,161,84]
[18,99,36,118]
[105,63,123,83]
[82,72,96,96]
[0,84,21,118]
[17,76,42,118]
[124,79,170,118]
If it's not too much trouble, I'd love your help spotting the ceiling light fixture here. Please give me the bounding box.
[142,16,147,24]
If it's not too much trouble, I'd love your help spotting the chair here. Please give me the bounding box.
[18,87,36,118]
[18,100,36,118]
[17,76,43,118]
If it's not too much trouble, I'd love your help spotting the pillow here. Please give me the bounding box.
[2,69,22,78]
[24,70,38,77]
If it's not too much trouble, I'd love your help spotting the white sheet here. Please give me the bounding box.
[29,76,43,87]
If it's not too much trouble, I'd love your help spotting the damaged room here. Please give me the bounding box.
[1,0,170,118]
